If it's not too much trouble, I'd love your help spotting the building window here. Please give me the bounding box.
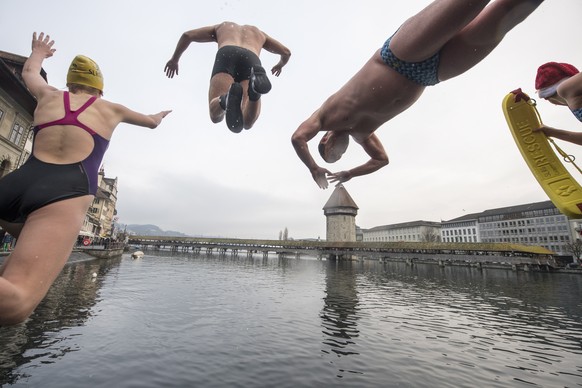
[0,108,4,122]
[9,123,25,146]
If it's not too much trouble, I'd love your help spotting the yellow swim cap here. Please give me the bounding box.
[66,55,103,92]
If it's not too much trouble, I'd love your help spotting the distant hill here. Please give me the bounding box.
[121,224,189,237]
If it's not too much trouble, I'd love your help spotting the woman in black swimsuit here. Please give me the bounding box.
[0,33,171,326]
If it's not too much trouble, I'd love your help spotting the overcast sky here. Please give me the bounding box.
[1,0,581,239]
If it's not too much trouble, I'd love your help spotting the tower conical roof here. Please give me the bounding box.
[323,184,359,210]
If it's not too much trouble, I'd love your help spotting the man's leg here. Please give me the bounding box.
[241,80,262,130]
[438,0,544,81]
[389,0,491,62]
[249,65,272,95]
[0,196,92,325]
[208,73,235,123]
[241,64,271,130]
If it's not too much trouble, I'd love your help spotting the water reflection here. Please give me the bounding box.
[321,259,360,357]
[0,258,122,386]
[318,257,582,385]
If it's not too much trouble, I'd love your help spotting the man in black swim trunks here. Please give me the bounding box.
[165,21,291,133]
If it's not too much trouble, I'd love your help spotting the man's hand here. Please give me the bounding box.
[311,166,332,189]
[328,170,353,185]
[271,63,283,77]
[164,60,179,78]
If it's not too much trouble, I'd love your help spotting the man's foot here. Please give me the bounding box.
[250,65,271,95]
[225,83,243,133]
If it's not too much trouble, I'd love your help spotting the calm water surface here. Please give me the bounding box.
[1,252,581,387]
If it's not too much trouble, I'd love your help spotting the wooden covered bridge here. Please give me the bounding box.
[126,236,558,270]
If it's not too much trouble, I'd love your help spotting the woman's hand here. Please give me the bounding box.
[31,32,56,59]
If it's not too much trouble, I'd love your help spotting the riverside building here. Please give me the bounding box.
[0,51,38,178]
[442,200,577,256]
[360,201,578,256]
[361,221,442,243]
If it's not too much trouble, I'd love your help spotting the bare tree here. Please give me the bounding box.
[420,229,440,243]
[565,239,582,264]
[283,227,289,241]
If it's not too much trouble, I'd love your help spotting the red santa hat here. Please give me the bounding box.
[535,62,579,98]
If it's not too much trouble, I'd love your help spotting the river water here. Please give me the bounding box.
[0,252,581,387]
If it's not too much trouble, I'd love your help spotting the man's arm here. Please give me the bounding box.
[291,111,331,189]
[165,25,217,78]
[328,133,389,184]
[534,125,582,146]
[262,34,291,77]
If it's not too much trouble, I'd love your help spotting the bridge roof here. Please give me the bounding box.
[128,235,554,255]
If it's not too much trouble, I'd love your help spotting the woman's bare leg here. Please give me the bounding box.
[438,0,544,81]
[0,196,92,325]
[389,0,491,62]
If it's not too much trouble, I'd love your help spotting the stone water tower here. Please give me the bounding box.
[323,184,359,242]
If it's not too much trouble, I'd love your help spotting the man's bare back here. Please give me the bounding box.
[318,52,424,140]
[214,22,267,56]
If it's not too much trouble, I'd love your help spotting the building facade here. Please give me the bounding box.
[0,51,40,178]
[360,201,577,256]
[477,201,574,255]
[80,168,118,238]
[362,221,441,242]
[440,215,480,243]
[441,201,576,255]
